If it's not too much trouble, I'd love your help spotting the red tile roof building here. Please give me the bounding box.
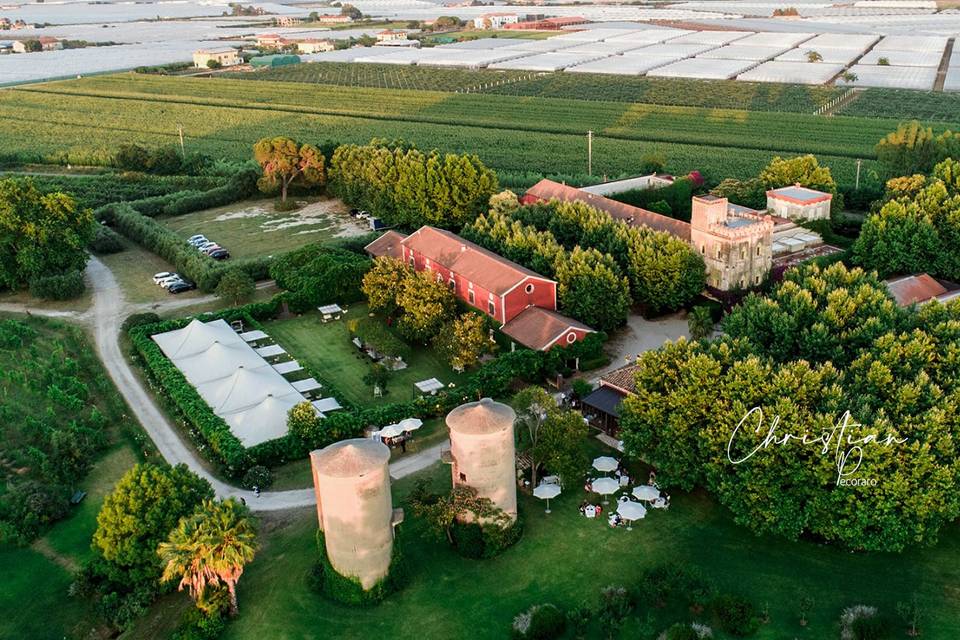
[365,226,594,351]
[884,273,960,307]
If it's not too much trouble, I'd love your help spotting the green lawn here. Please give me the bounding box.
[263,308,468,407]
[216,452,960,640]
[1,444,140,640]
[159,196,368,261]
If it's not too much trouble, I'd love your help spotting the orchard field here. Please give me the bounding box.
[5,73,956,188]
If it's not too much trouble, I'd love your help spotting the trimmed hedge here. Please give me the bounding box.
[89,224,126,255]
[29,269,86,300]
[311,528,407,606]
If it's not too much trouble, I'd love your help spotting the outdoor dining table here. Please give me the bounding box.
[414,378,445,394]
[291,378,322,393]
[272,360,304,375]
[255,344,286,358]
[239,329,268,343]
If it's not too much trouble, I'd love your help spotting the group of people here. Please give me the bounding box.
[578,501,603,518]
[381,435,408,452]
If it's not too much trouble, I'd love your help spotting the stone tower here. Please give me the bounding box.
[445,398,517,521]
[310,438,396,590]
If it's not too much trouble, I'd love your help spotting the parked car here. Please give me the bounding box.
[202,244,223,255]
[152,271,175,285]
[209,249,231,260]
[187,234,207,245]
[197,241,218,251]
[156,274,184,288]
[168,280,196,294]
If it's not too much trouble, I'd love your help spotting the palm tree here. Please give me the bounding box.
[158,498,257,616]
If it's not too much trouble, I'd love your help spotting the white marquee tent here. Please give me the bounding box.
[152,319,311,447]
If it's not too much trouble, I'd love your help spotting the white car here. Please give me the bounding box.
[187,234,207,245]
[152,272,175,285]
[157,274,184,288]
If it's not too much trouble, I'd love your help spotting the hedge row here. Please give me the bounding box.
[29,269,86,300]
[118,168,257,218]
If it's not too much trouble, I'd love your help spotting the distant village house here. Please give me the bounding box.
[472,12,520,29]
[296,38,335,54]
[192,48,242,69]
[12,36,61,53]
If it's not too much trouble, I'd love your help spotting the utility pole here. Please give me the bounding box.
[177,124,185,158]
[587,130,593,176]
[855,158,862,190]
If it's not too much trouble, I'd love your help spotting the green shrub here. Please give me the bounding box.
[713,594,760,637]
[512,603,566,640]
[312,529,406,606]
[348,317,411,360]
[273,198,300,212]
[29,270,86,300]
[121,312,161,333]
[241,465,272,490]
[270,244,370,313]
[663,623,700,640]
[89,224,125,254]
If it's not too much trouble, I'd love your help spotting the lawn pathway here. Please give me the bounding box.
[83,257,444,512]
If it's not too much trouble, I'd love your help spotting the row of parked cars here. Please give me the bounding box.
[152,272,196,294]
[188,234,230,260]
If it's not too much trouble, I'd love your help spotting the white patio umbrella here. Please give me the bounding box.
[533,483,562,514]
[399,417,423,432]
[632,485,661,502]
[379,424,404,438]
[592,456,619,473]
[590,477,620,504]
[617,500,647,530]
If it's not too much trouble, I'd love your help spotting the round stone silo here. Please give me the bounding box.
[445,397,517,521]
[309,438,394,590]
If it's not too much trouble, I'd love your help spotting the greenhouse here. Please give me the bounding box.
[872,34,948,53]
[847,63,937,89]
[605,28,692,45]
[698,45,790,61]
[648,57,757,80]
[630,42,718,58]
[421,48,533,69]
[550,27,652,42]
[566,54,680,75]
[859,48,944,67]
[800,33,880,50]
[354,48,424,65]
[503,38,578,53]
[738,60,846,85]
[562,41,653,55]
[668,30,752,45]
[734,31,816,48]
[776,47,862,64]
[490,51,610,71]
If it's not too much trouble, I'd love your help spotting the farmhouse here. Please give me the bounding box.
[255,33,286,48]
[313,14,353,24]
[13,36,61,53]
[375,30,419,47]
[766,184,833,221]
[192,48,242,68]
[365,226,594,351]
[296,38,335,54]
[472,12,520,29]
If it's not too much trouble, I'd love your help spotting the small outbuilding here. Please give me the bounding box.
[250,54,301,68]
[766,184,833,221]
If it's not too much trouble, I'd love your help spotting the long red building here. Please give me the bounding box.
[365,226,594,351]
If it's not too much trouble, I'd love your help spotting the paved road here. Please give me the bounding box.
[10,257,446,512]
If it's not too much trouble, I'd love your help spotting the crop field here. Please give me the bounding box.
[230,61,845,113]
[837,87,960,122]
[226,62,536,92]
[4,74,946,188]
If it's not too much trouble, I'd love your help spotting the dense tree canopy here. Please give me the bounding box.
[269,244,371,312]
[0,178,94,290]
[361,257,456,343]
[620,262,960,552]
[711,154,841,213]
[328,140,498,229]
[93,463,213,582]
[253,137,325,202]
[852,158,960,280]
[875,121,960,179]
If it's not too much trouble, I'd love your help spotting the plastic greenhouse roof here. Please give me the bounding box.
[732,31,816,48]
[859,48,945,67]
[800,33,880,50]
[647,57,757,79]
[775,47,863,64]
[872,35,948,53]
[667,30,753,45]
[489,51,611,71]
[566,54,682,75]
[738,60,845,84]
[697,44,790,61]
[847,63,937,89]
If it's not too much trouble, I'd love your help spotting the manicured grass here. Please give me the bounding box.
[263,308,468,407]
[219,451,960,640]
[0,445,141,640]
[98,237,204,305]
[159,196,367,261]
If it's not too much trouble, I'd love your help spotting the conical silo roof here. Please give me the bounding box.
[446,397,515,435]
[311,439,390,478]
